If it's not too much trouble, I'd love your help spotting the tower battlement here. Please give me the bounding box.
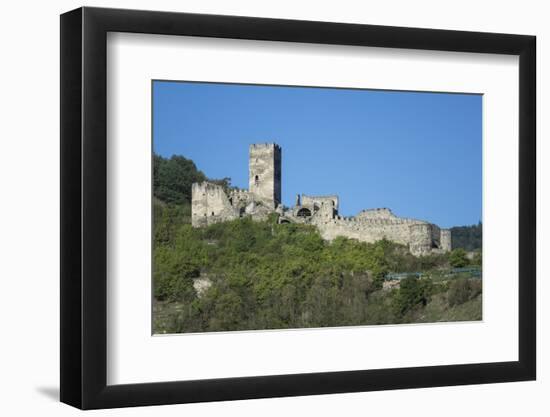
[250,143,282,150]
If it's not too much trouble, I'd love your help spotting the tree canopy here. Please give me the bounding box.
[451,222,482,251]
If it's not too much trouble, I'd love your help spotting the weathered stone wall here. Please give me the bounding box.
[409,223,434,256]
[314,216,429,250]
[248,143,281,208]
[301,194,339,212]
[311,208,449,256]
[430,223,441,248]
[440,229,452,251]
[316,199,337,220]
[356,208,396,220]
[191,182,238,227]
[229,188,254,212]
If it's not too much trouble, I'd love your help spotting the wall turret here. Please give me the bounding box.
[409,223,433,256]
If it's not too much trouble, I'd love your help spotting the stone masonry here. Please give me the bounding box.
[191,143,451,256]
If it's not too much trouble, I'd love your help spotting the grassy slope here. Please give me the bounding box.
[407,293,482,323]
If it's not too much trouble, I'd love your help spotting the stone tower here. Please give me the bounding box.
[440,229,452,252]
[249,143,281,208]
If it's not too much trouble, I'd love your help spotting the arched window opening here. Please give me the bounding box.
[297,208,312,217]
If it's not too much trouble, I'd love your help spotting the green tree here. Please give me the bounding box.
[449,248,469,268]
[392,277,433,317]
[471,251,482,266]
[153,154,207,204]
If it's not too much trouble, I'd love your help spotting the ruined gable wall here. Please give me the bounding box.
[229,188,254,209]
[316,199,337,220]
[301,195,339,212]
[191,182,238,227]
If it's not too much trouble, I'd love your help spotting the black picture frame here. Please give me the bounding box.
[60,6,536,410]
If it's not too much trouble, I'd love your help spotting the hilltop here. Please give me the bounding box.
[152,154,482,333]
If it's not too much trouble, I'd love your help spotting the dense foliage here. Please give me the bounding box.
[447,277,482,307]
[153,204,482,333]
[153,154,205,205]
[451,222,482,251]
[152,154,483,333]
[449,248,469,268]
[153,153,233,205]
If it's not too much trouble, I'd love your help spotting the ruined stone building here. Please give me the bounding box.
[191,143,451,256]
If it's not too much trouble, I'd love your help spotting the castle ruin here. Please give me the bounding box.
[192,143,451,256]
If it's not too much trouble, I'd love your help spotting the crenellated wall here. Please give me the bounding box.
[355,208,396,220]
[229,188,254,211]
[312,214,437,256]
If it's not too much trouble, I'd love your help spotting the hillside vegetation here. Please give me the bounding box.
[152,154,482,333]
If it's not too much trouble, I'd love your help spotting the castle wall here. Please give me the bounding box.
[313,215,439,256]
[301,195,339,212]
[191,182,238,227]
[430,224,441,248]
[229,188,254,211]
[316,199,337,220]
[314,217,422,246]
[440,229,452,251]
[409,223,434,256]
[355,208,396,220]
[248,143,281,208]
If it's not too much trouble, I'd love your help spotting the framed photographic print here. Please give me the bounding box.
[60,6,536,409]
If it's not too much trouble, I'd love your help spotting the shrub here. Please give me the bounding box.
[449,248,469,268]
[471,251,482,266]
[392,277,434,317]
[448,278,482,306]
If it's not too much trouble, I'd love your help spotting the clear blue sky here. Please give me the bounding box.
[153,81,482,228]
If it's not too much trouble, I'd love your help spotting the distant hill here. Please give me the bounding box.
[451,222,482,251]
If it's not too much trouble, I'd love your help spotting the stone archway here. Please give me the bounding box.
[297,207,312,217]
